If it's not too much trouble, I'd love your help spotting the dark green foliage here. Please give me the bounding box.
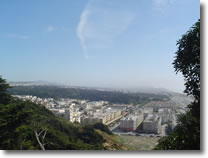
[155,20,200,150]
[8,85,169,104]
[0,76,11,104]
[173,20,200,101]
[0,99,106,150]
[0,77,106,150]
[93,122,113,135]
[77,125,105,148]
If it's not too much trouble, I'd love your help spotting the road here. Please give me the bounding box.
[104,115,124,125]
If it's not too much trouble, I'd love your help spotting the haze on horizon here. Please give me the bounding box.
[0,0,200,93]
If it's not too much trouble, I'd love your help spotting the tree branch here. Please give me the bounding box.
[34,129,47,150]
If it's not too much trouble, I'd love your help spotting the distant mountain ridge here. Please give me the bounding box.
[9,81,61,86]
[9,81,179,95]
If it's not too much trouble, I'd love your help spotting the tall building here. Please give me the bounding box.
[143,114,161,134]
[120,114,142,132]
[158,108,173,124]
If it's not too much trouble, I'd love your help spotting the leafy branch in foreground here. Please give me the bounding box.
[155,19,200,150]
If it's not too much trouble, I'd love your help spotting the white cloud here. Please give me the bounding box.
[46,26,56,32]
[77,9,90,59]
[8,34,30,40]
[152,0,176,10]
[76,0,135,59]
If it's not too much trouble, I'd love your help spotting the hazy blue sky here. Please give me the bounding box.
[0,0,200,92]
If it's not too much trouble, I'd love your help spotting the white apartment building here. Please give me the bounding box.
[143,114,162,134]
[120,114,143,132]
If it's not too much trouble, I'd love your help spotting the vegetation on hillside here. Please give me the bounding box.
[155,19,200,150]
[93,122,113,135]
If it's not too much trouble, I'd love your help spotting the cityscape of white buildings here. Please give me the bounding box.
[13,95,180,136]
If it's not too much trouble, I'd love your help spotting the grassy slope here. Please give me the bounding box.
[119,135,159,150]
[96,130,134,150]
[97,130,159,150]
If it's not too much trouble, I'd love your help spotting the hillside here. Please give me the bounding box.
[0,98,109,150]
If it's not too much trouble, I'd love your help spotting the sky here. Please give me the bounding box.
[0,0,200,93]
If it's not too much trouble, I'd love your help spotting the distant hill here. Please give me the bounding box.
[9,81,61,87]
[8,81,192,109]
[8,81,174,94]
[8,85,170,104]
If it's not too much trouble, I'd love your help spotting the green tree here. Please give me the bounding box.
[173,20,200,102]
[0,76,11,104]
[155,19,200,150]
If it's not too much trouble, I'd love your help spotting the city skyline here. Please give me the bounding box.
[0,0,200,93]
